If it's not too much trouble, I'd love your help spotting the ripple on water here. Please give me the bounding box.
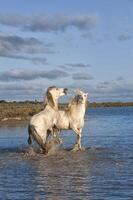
[0,107,133,199]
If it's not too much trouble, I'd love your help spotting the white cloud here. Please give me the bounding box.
[0,68,69,82]
[0,13,99,32]
[0,34,54,63]
[118,32,131,41]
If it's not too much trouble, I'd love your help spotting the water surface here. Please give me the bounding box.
[0,107,133,200]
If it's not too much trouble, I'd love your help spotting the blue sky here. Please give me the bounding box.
[0,0,132,102]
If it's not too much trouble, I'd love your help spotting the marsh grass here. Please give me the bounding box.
[0,102,43,121]
[0,101,68,121]
[0,101,133,121]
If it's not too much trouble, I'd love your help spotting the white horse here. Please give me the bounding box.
[28,86,68,153]
[53,90,88,151]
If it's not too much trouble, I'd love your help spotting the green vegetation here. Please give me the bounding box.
[0,101,43,121]
[0,100,133,121]
[88,101,133,108]
[0,101,68,121]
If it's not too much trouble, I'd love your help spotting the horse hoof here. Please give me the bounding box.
[23,147,37,157]
[80,147,86,151]
[71,144,79,152]
[58,138,63,144]
[71,145,85,152]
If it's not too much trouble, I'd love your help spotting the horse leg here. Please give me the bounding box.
[72,128,82,151]
[52,126,62,144]
[46,129,51,140]
[24,125,36,156]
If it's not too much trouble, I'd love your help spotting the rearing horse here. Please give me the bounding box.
[28,86,68,153]
[53,90,88,151]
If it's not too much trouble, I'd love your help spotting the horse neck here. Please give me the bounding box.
[53,99,58,110]
[68,103,86,117]
[44,99,58,111]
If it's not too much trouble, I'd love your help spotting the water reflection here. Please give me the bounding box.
[25,150,91,199]
[0,107,133,199]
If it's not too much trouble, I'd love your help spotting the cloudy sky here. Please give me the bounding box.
[0,0,132,102]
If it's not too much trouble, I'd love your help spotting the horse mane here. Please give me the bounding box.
[43,86,57,109]
[68,95,78,110]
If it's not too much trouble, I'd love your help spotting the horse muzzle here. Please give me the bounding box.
[76,95,83,103]
[64,88,68,95]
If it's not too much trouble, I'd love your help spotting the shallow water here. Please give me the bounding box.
[0,107,133,200]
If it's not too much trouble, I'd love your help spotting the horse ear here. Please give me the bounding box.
[47,91,55,108]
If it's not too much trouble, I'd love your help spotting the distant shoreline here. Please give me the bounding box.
[0,101,133,123]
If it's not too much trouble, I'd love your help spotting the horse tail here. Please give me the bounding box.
[28,125,47,152]
[28,125,32,145]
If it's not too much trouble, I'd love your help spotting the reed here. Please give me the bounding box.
[0,100,133,121]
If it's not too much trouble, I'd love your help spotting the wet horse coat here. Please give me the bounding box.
[28,86,68,152]
[54,90,88,151]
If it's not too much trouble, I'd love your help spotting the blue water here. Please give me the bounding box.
[0,107,133,200]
